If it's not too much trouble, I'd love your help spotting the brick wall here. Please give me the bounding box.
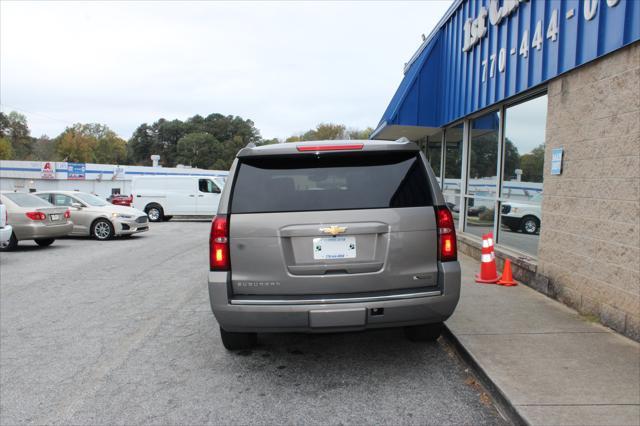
[538,42,640,341]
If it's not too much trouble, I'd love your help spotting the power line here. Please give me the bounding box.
[0,103,73,126]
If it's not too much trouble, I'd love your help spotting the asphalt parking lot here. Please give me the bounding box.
[1,221,508,425]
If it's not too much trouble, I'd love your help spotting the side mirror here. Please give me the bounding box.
[212,186,221,194]
[71,202,83,209]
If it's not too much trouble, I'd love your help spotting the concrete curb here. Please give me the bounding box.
[442,325,528,426]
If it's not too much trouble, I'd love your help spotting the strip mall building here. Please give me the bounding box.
[0,160,227,199]
[373,0,639,340]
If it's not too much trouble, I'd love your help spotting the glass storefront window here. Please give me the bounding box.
[465,110,500,238]
[426,131,443,182]
[443,124,463,227]
[502,95,546,200]
[468,110,500,198]
[464,197,496,239]
[498,94,548,256]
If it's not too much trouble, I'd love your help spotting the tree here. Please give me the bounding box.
[154,119,189,166]
[3,111,30,140]
[93,131,127,164]
[285,135,303,142]
[127,113,262,168]
[127,124,156,165]
[0,113,10,138]
[311,123,345,140]
[32,136,56,161]
[54,123,126,163]
[468,135,519,179]
[0,137,14,160]
[55,125,97,162]
[1,111,33,159]
[211,135,248,170]
[346,127,374,140]
[176,132,219,168]
[199,114,261,145]
[56,128,96,163]
[519,144,545,183]
[285,123,372,142]
[502,138,520,180]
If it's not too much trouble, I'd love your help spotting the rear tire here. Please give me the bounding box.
[404,322,443,342]
[0,232,18,251]
[35,238,55,247]
[219,327,257,350]
[145,204,163,222]
[92,219,114,241]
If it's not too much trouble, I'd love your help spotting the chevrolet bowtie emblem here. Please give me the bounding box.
[320,225,347,236]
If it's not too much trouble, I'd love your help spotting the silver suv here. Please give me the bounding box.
[208,139,460,350]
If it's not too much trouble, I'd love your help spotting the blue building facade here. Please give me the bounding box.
[373,0,640,139]
[373,0,640,340]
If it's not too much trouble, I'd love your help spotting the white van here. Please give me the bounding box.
[132,175,226,222]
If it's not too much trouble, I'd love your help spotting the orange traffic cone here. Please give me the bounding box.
[497,259,517,286]
[475,232,501,284]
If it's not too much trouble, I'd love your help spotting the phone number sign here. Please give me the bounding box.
[463,0,624,84]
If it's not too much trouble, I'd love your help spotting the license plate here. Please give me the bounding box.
[313,236,356,260]
[50,214,60,221]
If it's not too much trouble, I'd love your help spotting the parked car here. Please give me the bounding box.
[107,194,133,207]
[34,191,149,240]
[0,191,73,250]
[501,193,542,234]
[131,175,225,222]
[208,139,461,350]
[0,202,13,249]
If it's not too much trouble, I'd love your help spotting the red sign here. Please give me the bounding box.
[41,162,55,179]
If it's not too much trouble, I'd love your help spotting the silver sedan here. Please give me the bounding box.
[0,191,73,250]
[35,191,149,241]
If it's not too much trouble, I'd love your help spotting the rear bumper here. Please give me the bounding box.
[208,262,461,333]
[0,225,12,246]
[13,222,73,240]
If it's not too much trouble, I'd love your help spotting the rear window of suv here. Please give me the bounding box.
[230,151,432,213]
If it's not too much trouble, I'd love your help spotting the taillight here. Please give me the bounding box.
[435,206,457,262]
[25,211,46,221]
[210,215,230,271]
[64,209,71,219]
[297,144,364,152]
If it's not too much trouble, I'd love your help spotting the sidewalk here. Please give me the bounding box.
[447,253,640,426]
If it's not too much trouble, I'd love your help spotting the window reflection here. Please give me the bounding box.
[468,110,500,198]
[443,124,463,227]
[502,95,547,201]
[426,131,443,181]
[498,95,547,256]
[464,198,496,240]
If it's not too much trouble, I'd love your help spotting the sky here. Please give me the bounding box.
[0,0,453,141]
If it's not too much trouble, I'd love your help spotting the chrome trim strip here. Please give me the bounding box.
[229,290,442,305]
